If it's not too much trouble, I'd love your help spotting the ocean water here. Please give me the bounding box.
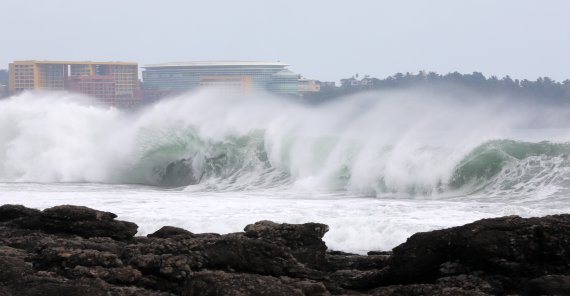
[1,89,570,253]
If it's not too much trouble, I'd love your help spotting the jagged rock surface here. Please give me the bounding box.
[0,204,569,295]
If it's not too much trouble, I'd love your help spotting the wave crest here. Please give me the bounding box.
[2,90,570,199]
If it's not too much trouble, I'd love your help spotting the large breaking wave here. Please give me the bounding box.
[2,89,570,199]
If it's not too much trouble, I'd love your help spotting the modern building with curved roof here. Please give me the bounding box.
[142,61,300,96]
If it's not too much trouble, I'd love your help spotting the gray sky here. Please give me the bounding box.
[1,0,569,82]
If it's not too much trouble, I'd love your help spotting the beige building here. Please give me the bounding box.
[8,60,139,99]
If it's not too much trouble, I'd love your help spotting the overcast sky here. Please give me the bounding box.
[1,0,569,82]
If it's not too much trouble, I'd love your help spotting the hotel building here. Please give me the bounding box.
[141,61,300,98]
[8,61,139,103]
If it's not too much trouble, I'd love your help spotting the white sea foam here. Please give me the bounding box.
[1,183,566,253]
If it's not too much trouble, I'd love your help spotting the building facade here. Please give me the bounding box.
[199,75,253,94]
[298,79,321,93]
[8,61,139,102]
[142,61,300,97]
[66,75,116,103]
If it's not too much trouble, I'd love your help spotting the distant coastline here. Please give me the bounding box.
[1,68,569,105]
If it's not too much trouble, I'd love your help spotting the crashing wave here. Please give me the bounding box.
[2,90,570,198]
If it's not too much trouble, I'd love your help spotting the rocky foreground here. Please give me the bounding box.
[0,205,569,296]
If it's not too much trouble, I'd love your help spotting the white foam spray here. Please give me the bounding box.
[2,89,569,195]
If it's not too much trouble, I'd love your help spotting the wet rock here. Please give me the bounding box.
[108,286,176,296]
[0,204,41,222]
[124,253,163,272]
[325,251,389,271]
[183,270,307,296]
[43,205,117,221]
[527,275,570,296]
[438,261,469,276]
[436,275,500,295]
[200,233,315,277]
[1,204,569,296]
[148,226,194,239]
[36,247,123,269]
[386,215,570,290]
[368,284,491,296]
[284,278,331,296]
[0,226,59,252]
[158,255,193,281]
[7,205,138,240]
[0,248,33,283]
[70,266,142,284]
[244,220,329,267]
[330,269,385,290]
[12,276,109,296]
[367,251,393,256]
[0,286,12,296]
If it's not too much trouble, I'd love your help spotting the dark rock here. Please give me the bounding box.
[329,269,385,290]
[367,251,393,256]
[0,205,41,222]
[200,233,316,277]
[158,255,193,281]
[148,226,194,239]
[0,248,33,283]
[1,204,569,296]
[385,215,570,290]
[0,226,59,251]
[325,252,389,271]
[284,278,331,296]
[36,247,123,269]
[368,284,492,296]
[527,275,570,296]
[12,277,109,296]
[436,275,500,295]
[244,220,329,267]
[438,261,469,276]
[183,270,307,296]
[9,205,138,240]
[70,266,142,284]
[122,242,205,276]
[43,205,117,221]
[108,286,176,296]
[0,286,12,296]
[124,253,163,272]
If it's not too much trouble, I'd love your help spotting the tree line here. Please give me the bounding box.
[305,71,570,104]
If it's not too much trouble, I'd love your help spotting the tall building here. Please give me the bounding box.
[142,61,300,98]
[8,61,139,103]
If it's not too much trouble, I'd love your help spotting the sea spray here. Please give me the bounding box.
[2,89,570,198]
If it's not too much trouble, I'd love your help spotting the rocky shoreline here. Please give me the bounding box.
[0,204,569,295]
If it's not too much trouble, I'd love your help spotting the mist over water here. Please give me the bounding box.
[2,89,570,252]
